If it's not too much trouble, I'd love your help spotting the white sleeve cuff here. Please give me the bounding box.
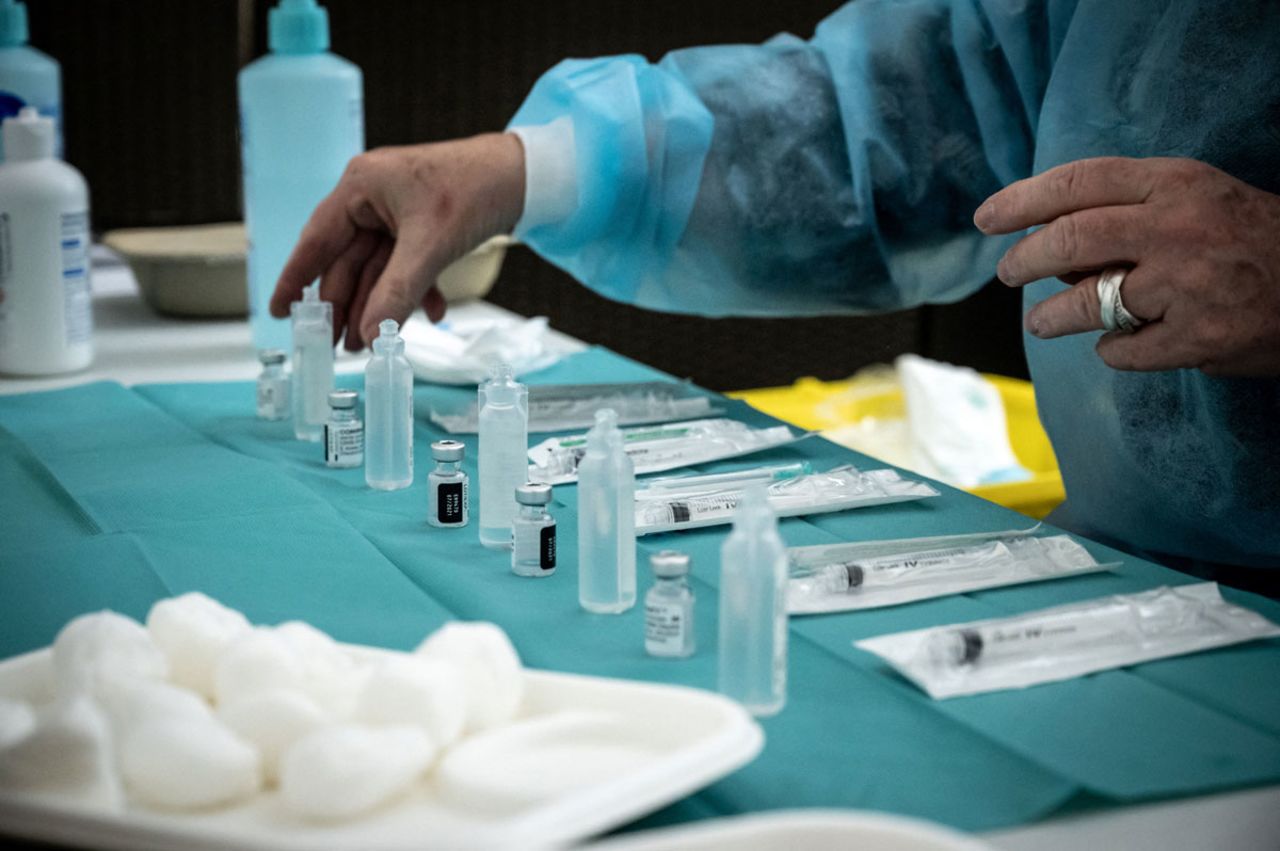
[509,117,579,236]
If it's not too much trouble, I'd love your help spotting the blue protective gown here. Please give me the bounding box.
[508,0,1280,571]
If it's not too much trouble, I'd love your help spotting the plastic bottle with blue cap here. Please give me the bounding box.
[0,107,89,375]
[239,0,363,353]
[0,0,61,163]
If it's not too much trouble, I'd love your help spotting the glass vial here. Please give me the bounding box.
[511,482,555,577]
[428,439,469,528]
[478,363,528,549]
[364,319,414,490]
[323,389,363,468]
[718,485,788,717]
[290,283,334,441]
[645,550,696,658]
[578,409,636,613]
[256,349,290,420]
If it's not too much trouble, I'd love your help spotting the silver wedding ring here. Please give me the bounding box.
[1096,267,1144,333]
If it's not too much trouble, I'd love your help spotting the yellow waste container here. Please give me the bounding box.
[729,373,1065,519]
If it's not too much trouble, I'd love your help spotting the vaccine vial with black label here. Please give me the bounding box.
[427,439,469,528]
[512,482,556,577]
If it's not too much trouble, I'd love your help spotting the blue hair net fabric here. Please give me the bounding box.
[508,0,1280,571]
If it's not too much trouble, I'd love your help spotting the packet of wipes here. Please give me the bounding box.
[634,466,938,535]
[855,583,1280,699]
[789,530,1110,614]
[528,418,806,485]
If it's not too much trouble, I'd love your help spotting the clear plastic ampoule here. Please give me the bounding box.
[645,550,696,658]
[290,283,334,441]
[511,482,556,577]
[256,349,289,421]
[478,363,528,549]
[428,439,469,528]
[323,389,364,468]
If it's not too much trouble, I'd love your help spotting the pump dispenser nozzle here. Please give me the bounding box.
[269,0,330,54]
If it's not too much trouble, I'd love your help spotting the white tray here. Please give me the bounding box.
[0,648,763,850]
[588,809,992,851]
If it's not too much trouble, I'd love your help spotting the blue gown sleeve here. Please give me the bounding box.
[508,0,1065,317]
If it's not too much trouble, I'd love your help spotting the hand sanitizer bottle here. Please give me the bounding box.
[578,409,636,614]
[238,0,363,352]
[0,0,62,162]
[364,319,413,490]
[478,363,528,549]
[718,485,788,717]
[0,108,89,376]
[290,283,333,441]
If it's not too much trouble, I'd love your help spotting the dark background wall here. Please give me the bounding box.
[28,0,1027,390]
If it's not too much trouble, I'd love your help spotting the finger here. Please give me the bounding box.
[975,157,1161,235]
[996,206,1149,286]
[1096,323,1193,372]
[321,230,379,344]
[1024,267,1164,339]
[422,287,446,323]
[359,229,445,344]
[1057,271,1090,285]
[269,192,358,318]
[344,239,391,352]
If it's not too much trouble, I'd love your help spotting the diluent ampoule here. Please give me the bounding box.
[577,409,636,613]
[256,349,289,420]
[323,389,363,468]
[718,485,788,717]
[290,283,334,441]
[364,319,414,490]
[478,363,528,549]
[511,482,556,577]
[428,439,469,528]
[645,550,696,658]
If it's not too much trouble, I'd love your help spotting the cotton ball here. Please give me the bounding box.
[52,611,167,700]
[213,629,305,708]
[147,593,252,699]
[416,622,523,732]
[274,621,365,719]
[0,698,36,750]
[95,676,213,736]
[354,655,466,747]
[219,690,328,785]
[279,725,434,821]
[0,697,125,813]
[118,715,261,810]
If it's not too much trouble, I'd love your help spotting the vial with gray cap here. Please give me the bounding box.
[511,482,556,577]
[256,349,289,420]
[428,439,469,528]
[323,389,363,468]
[645,550,696,658]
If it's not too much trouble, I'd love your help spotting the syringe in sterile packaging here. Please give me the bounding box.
[926,599,1138,668]
[643,461,812,494]
[797,541,1012,596]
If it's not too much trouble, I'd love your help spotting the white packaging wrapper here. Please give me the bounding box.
[430,381,720,434]
[634,467,938,536]
[789,531,1111,613]
[528,418,806,485]
[856,583,1280,699]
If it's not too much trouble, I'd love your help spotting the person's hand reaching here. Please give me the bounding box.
[269,133,525,350]
[976,157,1280,376]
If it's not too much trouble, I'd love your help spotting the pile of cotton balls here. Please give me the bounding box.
[0,593,524,822]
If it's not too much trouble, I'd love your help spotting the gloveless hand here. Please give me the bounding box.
[975,157,1280,376]
[269,133,525,350]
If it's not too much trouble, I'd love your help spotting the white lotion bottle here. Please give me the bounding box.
[577,408,637,613]
[0,107,90,375]
[290,282,333,441]
[718,485,788,717]
[477,363,528,549]
[364,318,413,490]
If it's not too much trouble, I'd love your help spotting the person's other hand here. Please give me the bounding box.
[269,133,525,350]
[974,157,1280,376]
